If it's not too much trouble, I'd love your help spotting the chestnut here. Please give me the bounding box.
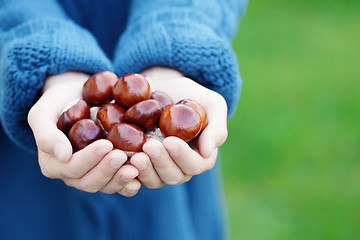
[112,73,150,108]
[82,71,118,105]
[107,123,146,152]
[159,104,202,142]
[68,119,105,152]
[57,99,90,135]
[125,99,163,131]
[177,99,208,131]
[97,103,126,132]
[150,91,174,109]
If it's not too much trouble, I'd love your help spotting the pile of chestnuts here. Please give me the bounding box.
[57,71,208,155]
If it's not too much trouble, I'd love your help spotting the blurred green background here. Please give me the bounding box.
[222,0,360,239]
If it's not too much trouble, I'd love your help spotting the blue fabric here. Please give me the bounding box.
[0,0,247,239]
[0,127,226,240]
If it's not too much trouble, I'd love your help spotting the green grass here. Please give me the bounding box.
[222,0,360,239]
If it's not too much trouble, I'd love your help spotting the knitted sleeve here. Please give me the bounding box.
[113,0,248,116]
[0,0,113,152]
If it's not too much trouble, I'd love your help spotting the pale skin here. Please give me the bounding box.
[27,66,228,195]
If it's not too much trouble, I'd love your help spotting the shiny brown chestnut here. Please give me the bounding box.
[112,73,150,108]
[159,104,202,142]
[82,71,118,105]
[97,103,126,132]
[125,99,163,131]
[150,91,174,109]
[177,99,208,131]
[68,119,105,152]
[57,99,90,135]
[107,123,146,152]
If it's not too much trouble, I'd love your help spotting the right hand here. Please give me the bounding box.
[28,71,141,197]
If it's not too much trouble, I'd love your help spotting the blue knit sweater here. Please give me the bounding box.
[0,0,246,152]
[0,1,247,239]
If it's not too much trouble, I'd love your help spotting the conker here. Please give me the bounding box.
[150,91,173,109]
[159,104,202,142]
[107,123,146,152]
[112,73,150,108]
[177,99,208,131]
[82,71,118,105]
[57,71,210,153]
[97,103,126,132]
[57,99,90,135]
[125,99,163,131]
[68,119,105,152]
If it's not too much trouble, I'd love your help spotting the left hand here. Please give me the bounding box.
[130,66,228,188]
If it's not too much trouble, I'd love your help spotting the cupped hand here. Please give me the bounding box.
[130,66,228,188]
[28,71,141,197]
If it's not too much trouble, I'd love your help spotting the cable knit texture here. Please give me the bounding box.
[0,1,112,151]
[0,0,247,152]
[114,0,247,118]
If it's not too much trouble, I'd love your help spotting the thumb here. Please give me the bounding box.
[28,95,73,162]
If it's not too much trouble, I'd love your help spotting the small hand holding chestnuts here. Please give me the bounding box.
[57,71,208,155]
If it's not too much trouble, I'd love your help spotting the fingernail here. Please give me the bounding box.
[110,158,123,169]
[54,143,65,162]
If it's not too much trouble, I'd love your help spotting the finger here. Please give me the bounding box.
[142,139,185,185]
[28,99,73,162]
[198,94,228,158]
[197,122,228,159]
[118,179,142,197]
[162,137,218,176]
[130,152,164,189]
[28,73,88,162]
[64,149,127,193]
[62,139,113,179]
[100,164,139,194]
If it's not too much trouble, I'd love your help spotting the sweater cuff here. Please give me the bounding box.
[0,19,113,152]
[113,10,242,117]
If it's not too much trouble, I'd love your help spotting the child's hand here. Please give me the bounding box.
[130,66,228,188]
[28,72,141,197]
